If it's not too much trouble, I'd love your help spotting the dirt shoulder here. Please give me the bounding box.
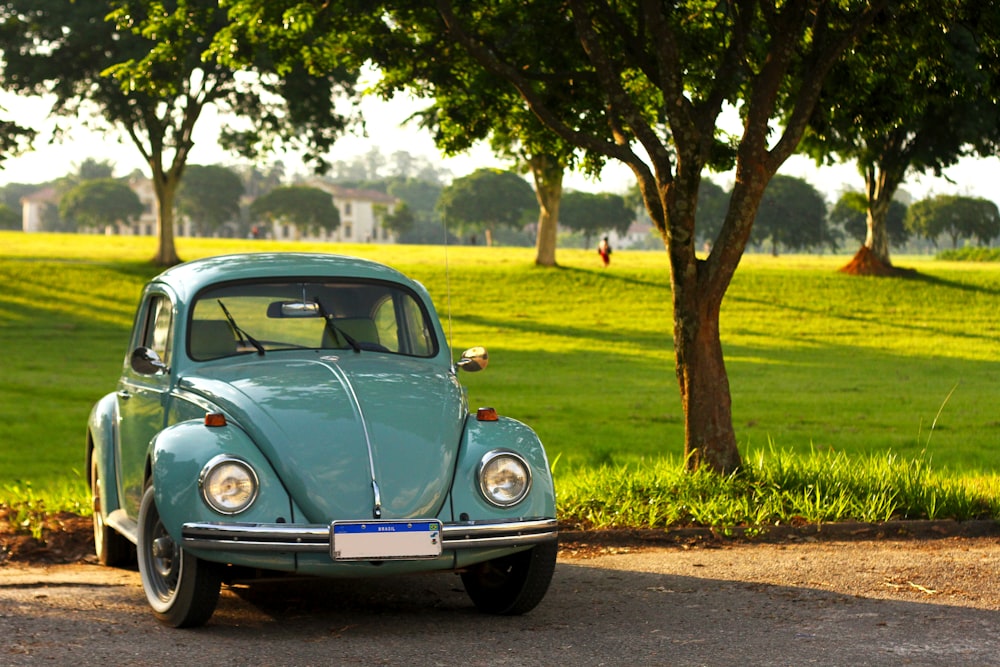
[3,505,999,566]
[3,524,1000,666]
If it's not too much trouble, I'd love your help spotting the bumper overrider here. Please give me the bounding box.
[181,517,558,552]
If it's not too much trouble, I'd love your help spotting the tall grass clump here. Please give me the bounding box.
[556,446,1000,532]
[0,477,89,541]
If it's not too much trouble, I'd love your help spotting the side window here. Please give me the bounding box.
[372,292,434,356]
[142,295,173,368]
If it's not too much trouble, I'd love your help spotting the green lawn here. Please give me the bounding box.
[2,232,999,498]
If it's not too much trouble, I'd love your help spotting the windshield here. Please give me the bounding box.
[188,279,438,360]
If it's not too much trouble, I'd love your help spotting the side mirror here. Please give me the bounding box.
[456,346,489,372]
[131,347,167,375]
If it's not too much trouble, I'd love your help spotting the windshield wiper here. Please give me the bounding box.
[313,298,361,353]
[217,299,265,356]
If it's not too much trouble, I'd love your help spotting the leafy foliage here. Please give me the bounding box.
[0,0,361,264]
[799,0,1000,264]
[249,185,339,237]
[177,165,244,237]
[0,117,34,167]
[751,176,833,254]
[58,178,143,230]
[213,0,898,473]
[559,191,632,247]
[906,195,1000,248]
[436,168,535,244]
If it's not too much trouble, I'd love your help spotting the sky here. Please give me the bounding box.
[2,87,999,210]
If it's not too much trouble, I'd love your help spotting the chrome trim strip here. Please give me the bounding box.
[324,360,382,519]
[181,518,558,553]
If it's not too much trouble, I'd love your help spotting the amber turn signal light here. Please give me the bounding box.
[476,407,499,422]
[204,412,227,427]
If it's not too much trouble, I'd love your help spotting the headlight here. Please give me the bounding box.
[478,450,532,507]
[199,455,259,515]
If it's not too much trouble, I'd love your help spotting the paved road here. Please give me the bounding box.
[2,537,999,666]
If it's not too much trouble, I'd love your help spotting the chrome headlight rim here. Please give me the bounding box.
[198,454,259,515]
[478,449,532,508]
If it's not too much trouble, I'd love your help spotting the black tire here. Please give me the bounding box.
[137,486,222,628]
[90,457,133,567]
[460,539,558,615]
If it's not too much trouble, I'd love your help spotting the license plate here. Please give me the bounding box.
[331,520,442,561]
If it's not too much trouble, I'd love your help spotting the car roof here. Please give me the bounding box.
[150,253,418,303]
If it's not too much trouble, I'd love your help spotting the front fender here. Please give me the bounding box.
[150,419,298,546]
[87,392,121,515]
[450,415,556,523]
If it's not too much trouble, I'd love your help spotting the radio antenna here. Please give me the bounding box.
[443,218,453,355]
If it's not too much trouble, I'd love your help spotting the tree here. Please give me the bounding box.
[559,191,632,249]
[71,158,115,182]
[0,0,360,265]
[218,1,887,473]
[249,185,339,238]
[0,202,18,230]
[906,195,1000,248]
[58,178,143,231]
[830,191,908,248]
[371,23,593,267]
[799,1,1000,274]
[751,176,833,255]
[436,168,536,245]
[379,202,415,238]
[0,116,34,168]
[386,177,449,244]
[177,165,244,237]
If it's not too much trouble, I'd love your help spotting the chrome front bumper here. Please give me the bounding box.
[181,517,558,553]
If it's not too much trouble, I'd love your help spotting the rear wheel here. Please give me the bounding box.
[461,539,558,615]
[90,457,133,566]
[137,486,221,628]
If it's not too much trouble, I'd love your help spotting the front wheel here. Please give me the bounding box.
[137,486,222,628]
[460,539,558,615]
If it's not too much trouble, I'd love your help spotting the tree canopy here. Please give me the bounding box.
[559,191,632,248]
[436,168,536,245]
[0,116,34,168]
[751,176,833,255]
[0,0,360,264]
[906,195,1000,248]
[215,0,891,473]
[58,178,143,231]
[177,165,244,237]
[249,185,339,238]
[799,0,1000,272]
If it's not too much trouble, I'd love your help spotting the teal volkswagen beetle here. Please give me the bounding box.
[86,252,557,627]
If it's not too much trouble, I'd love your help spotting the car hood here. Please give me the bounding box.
[178,355,466,523]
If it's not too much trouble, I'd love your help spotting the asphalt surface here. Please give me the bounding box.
[2,534,999,666]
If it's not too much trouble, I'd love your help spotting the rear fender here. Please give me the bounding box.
[450,415,556,522]
[150,419,299,542]
[87,393,122,515]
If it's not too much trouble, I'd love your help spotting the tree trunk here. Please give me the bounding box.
[841,162,906,277]
[151,175,181,266]
[527,154,564,267]
[656,167,754,475]
[674,290,741,473]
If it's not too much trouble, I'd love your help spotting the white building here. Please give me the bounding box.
[21,178,398,243]
[20,187,57,232]
[21,176,159,236]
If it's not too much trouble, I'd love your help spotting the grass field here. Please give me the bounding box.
[2,231,999,502]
